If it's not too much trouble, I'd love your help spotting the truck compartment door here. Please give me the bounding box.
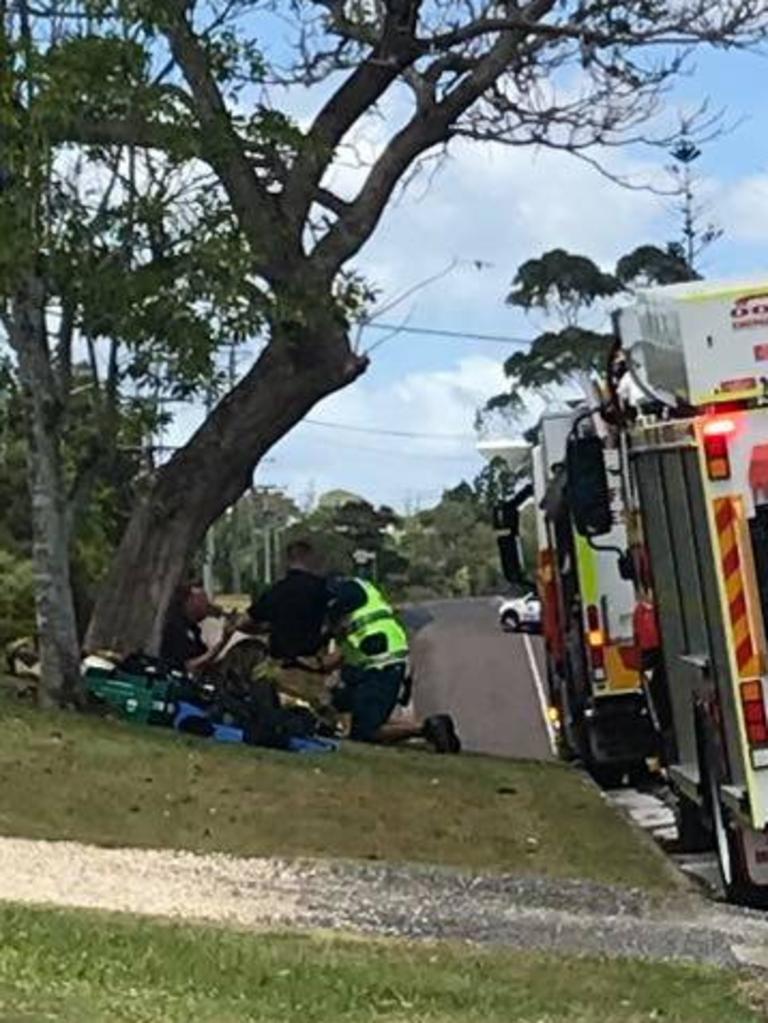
[634,445,744,787]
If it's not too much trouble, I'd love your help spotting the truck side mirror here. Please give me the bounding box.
[497,534,525,584]
[566,434,612,537]
[493,500,519,533]
[618,550,635,581]
[493,483,534,584]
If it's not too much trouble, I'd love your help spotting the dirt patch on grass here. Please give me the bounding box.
[0,689,679,889]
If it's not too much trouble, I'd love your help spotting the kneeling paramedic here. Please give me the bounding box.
[324,577,460,753]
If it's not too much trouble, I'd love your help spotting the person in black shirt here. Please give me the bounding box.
[160,582,234,674]
[236,540,335,717]
[242,540,330,659]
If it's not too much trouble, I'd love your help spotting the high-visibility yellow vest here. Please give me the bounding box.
[340,580,409,669]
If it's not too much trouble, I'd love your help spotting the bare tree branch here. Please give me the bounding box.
[34,0,768,287]
[282,1,425,229]
[313,0,559,272]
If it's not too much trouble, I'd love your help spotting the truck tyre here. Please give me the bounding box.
[703,752,768,907]
[501,610,520,632]
[723,826,768,910]
[590,763,626,789]
[550,667,579,762]
[675,795,711,854]
[627,762,653,788]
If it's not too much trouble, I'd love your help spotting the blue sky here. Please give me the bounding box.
[169,36,768,511]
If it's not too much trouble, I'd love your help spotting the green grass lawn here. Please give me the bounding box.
[0,686,678,889]
[0,902,760,1023]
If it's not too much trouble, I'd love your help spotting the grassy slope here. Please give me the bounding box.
[0,903,760,1023]
[0,691,677,889]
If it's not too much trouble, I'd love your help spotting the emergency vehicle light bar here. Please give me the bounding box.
[702,417,736,480]
[702,418,737,438]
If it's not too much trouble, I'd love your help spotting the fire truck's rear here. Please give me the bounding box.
[533,410,656,786]
[616,278,768,904]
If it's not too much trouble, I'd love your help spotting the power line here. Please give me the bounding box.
[303,418,474,440]
[296,433,476,461]
[361,322,533,345]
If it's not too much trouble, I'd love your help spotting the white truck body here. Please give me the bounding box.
[616,276,768,404]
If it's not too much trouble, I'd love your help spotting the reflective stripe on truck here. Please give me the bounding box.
[714,496,762,678]
[700,422,768,831]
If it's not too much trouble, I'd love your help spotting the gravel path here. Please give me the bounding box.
[2,836,768,969]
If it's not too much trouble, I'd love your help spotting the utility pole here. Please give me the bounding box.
[230,504,242,594]
[273,526,285,579]
[262,526,273,585]
[252,532,260,586]
[226,344,243,593]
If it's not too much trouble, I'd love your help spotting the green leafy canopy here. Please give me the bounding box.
[488,243,698,413]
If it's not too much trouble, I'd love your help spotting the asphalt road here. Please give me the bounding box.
[403,597,553,760]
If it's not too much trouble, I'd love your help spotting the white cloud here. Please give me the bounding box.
[211,146,768,509]
[267,355,508,508]
[349,138,667,330]
[164,140,675,509]
[162,355,509,510]
[324,354,504,446]
[720,174,768,243]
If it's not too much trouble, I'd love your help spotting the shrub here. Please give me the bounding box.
[0,550,35,646]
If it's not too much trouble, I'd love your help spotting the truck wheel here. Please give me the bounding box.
[590,763,626,789]
[501,610,520,632]
[675,795,711,854]
[704,756,768,907]
[549,666,578,762]
[627,762,653,788]
[725,827,768,909]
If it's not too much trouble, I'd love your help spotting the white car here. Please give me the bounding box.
[498,592,542,633]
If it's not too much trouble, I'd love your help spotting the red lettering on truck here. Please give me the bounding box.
[732,293,768,329]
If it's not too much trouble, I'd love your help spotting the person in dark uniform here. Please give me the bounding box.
[160,582,234,675]
[241,540,330,659]
[235,540,334,712]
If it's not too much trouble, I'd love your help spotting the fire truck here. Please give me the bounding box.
[608,277,768,905]
[527,407,657,785]
[493,276,768,905]
[488,414,657,785]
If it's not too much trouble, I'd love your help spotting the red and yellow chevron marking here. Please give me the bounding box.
[714,497,761,678]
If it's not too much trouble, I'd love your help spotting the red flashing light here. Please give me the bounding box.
[703,417,737,438]
[703,417,735,480]
[741,681,768,747]
[745,702,766,725]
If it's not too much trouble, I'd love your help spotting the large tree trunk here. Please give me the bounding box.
[9,276,82,707]
[86,311,367,656]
